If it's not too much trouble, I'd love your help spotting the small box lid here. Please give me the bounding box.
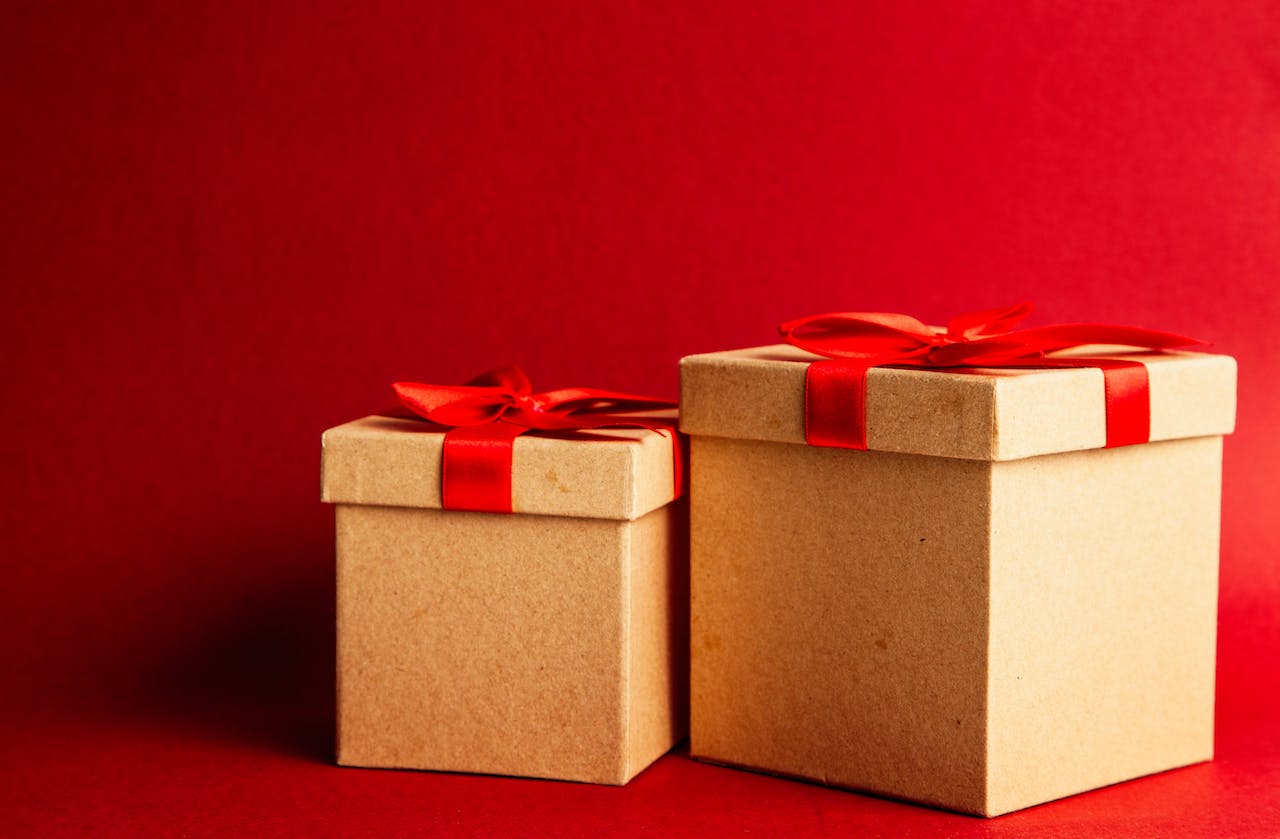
[679,345,1236,461]
[322,415,679,520]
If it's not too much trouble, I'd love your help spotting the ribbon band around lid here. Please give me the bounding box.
[778,303,1201,451]
[392,366,683,513]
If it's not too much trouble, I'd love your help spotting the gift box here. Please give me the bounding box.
[321,368,687,785]
[678,306,1236,816]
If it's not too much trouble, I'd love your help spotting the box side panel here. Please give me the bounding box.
[689,436,992,814]
[623,502,690,781]
[336,505,630,784]
[986,437,1221,815]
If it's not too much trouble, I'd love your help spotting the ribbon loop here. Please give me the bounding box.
[945,302,1033,341]
[779,312,940,361]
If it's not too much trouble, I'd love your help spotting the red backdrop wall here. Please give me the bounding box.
[4,2,1278,835]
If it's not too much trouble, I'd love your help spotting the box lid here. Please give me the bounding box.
[322,414,679,520]
[679,345,1236,461]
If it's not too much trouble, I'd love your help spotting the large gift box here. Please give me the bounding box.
[321,368,687,785]
[679,306,1236,816]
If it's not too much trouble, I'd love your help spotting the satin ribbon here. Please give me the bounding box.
[778,302,1200,451]
[392,366,682,513]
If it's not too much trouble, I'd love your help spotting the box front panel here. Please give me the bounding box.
[690,436,992,813]
[336,505,630,784]
[987,437,1222,815]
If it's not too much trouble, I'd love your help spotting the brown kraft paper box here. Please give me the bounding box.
[321,415,687,785]
[679,344,1236,816]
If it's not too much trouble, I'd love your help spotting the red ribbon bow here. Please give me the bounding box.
[393,366,682,513]
[778,303,1201,450]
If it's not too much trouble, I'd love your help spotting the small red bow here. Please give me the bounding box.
[778,303,1202,450]
[393,366,680,513]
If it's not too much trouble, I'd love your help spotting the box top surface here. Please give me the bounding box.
[322,414,679,520]
[679,344,1236,461]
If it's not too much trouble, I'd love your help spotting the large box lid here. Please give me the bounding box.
[679,345,1235,461]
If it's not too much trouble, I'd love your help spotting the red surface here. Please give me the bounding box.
[3,1,1279,835]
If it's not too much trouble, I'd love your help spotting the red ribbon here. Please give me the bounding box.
[778,303,1201,451]
[392,366,682,513]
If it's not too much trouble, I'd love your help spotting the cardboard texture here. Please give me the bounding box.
[681,346,1235,816]
[322,418,687,785]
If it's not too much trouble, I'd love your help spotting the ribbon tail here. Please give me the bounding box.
[805,359,873,450]
[1086,358,1151,448]
[643,418,686,501]
[673,430,687,499]
[441,423,528,512]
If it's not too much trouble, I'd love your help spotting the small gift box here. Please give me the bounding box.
[322,367,687,785]
[679,304,1236,816]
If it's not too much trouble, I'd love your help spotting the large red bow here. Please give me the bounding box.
[778,303,1201,450]
[393,366,681,513]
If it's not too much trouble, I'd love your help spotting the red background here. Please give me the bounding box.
[4,2,1279,835]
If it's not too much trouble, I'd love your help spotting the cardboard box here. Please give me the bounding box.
[679,344,1236,816]
[321,415,687,784]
